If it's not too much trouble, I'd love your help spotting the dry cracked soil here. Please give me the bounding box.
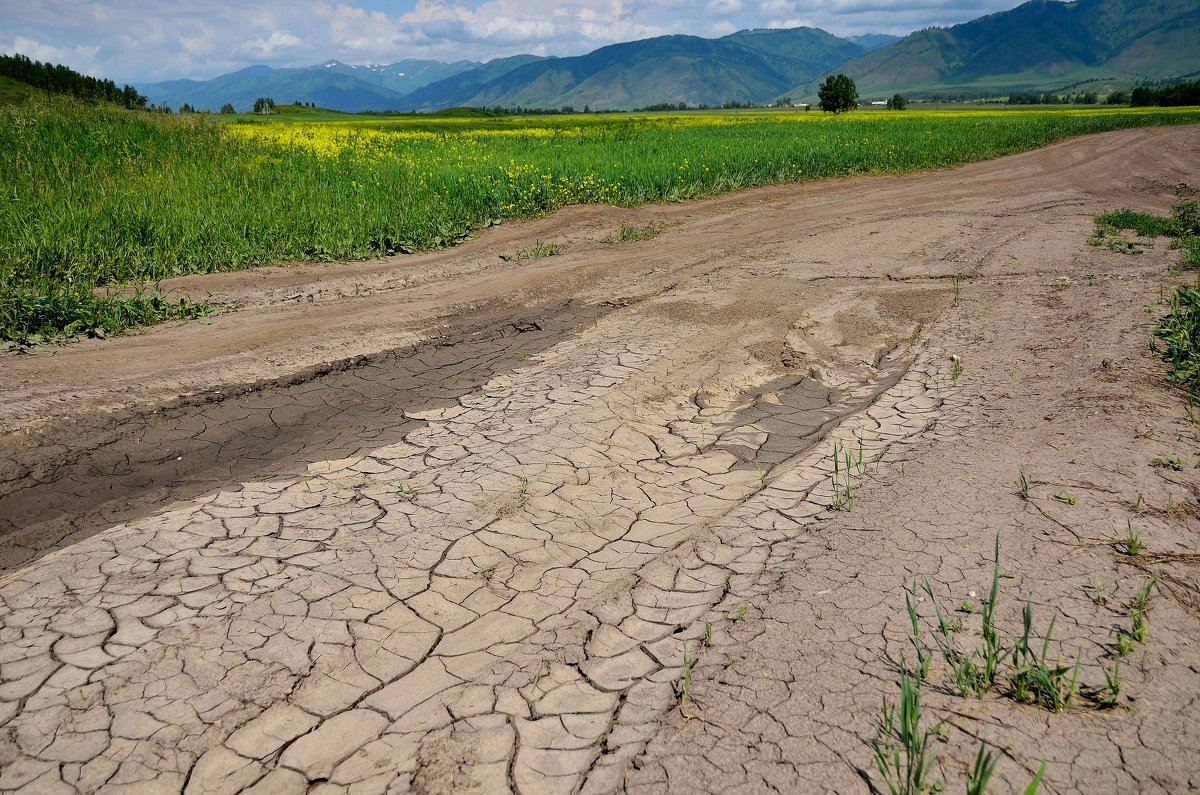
[1,125,1199,794]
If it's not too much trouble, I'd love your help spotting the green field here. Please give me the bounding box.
[3,99,1200,343]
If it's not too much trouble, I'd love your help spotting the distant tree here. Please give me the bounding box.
[886,92,907,110]
[120,84,147,110]
[252,96,276,114]
[178,102,194,114]
[633,101,688,112]
[817,74,858,114]
[1009,91,1066,105]
[1105,90,1128,105]
[220,103,235,114]
[777,96,791,106]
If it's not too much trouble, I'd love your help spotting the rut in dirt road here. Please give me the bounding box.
[0,305,948,793]
[0,303,613,574]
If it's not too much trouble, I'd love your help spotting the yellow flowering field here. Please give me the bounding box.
[221,105,1200,218]
[3,101,1199,339]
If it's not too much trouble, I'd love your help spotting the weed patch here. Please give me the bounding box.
[499,240,565,261]
[902,534,1142,713]
[871,670,942,795]
[1095,209,1179,238]
[912,536,1003,699]
[1093,191,1200,402]
[876,536,1166,791]
[870,669,1048,795]
[1155,286,1200,400]
[1122,523,1143,555]
[830,441,855,511]
[1093,191,1200,271]
[1126,576,1157,645]
[1178,235,1200,269]
[1009,604,1080,712]
[603,223,664,243]
[1083,661,1122,709]
[677,641,692,705]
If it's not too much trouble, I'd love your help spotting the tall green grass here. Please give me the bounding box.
[0,289,210,348]
[3,99,1199,341]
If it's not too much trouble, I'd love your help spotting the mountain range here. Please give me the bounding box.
[824,0,1200,98]
[397,28,872,111]
[138,0,1200,113]
[140,28,884,112]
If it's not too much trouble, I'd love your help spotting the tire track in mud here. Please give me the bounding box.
[0,304,948,794]
[0,301,615,574]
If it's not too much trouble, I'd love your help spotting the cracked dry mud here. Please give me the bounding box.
[2,126,1199,794]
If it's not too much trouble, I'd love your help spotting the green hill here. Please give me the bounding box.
[800,0,1200,99]
[0,75,35,106]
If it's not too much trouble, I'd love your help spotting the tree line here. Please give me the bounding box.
[1006,91,1105,105]
[0,53,146,109]
[1131,79,1200,107]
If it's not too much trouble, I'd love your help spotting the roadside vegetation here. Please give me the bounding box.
[1093,191,1200,401]
[4,97,1200,343]
[1156,282,1200,402]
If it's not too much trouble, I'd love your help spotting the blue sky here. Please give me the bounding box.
[1,0,1023,83]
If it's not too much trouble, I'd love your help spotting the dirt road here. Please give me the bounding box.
[1,126,1198,794]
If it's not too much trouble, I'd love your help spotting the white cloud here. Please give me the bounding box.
[2,36,101,75]
[322,4,397,52]
[178,27,215,57]
[758,0,795,14]
[706,0,744,16]
[0,0,1027,83]
[247,31,303,57]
